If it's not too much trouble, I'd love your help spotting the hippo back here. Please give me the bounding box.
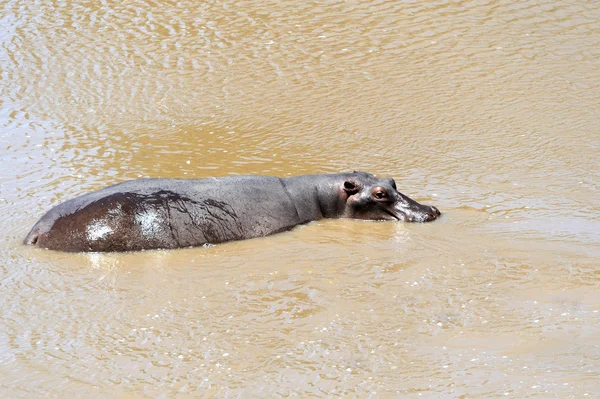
[25,176,302,252]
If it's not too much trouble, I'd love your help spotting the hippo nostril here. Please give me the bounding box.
[430,206,441,216]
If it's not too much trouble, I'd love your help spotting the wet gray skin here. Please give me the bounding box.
[24,172,440,252]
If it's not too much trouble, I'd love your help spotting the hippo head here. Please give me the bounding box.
[340,172,440,222]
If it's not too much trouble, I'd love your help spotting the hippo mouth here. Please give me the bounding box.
[384,208,403,221]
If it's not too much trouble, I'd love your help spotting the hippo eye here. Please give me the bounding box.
[372,187,388,200]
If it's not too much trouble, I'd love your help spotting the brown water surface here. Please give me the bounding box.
[1,0,599,397]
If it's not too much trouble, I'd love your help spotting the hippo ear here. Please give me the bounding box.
[343,180,360,195]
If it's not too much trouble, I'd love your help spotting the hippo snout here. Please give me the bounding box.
[405,204,440,222]
[424,205,441,222]
[392,192,441,223]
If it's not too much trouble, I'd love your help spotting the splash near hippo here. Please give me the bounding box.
[24,172,440,252]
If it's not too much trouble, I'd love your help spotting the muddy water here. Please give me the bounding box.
[1,0,599,397]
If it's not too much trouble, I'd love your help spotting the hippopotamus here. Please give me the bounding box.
[24,172,440,252]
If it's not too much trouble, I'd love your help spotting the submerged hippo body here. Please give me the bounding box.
[24,172,440,252]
